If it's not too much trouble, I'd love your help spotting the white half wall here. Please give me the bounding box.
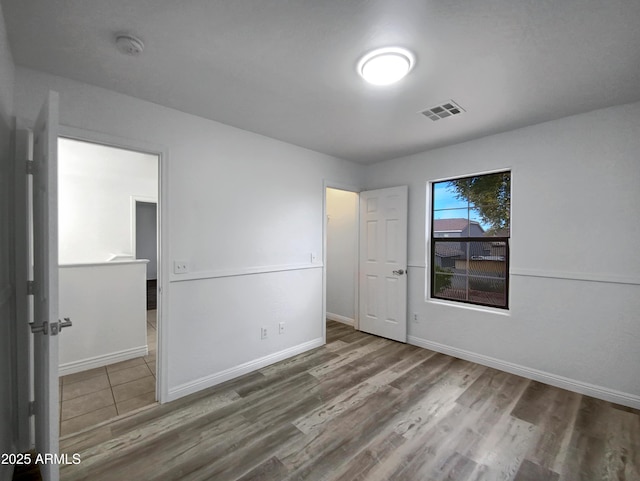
[58,261,148,375]
[14,67,364,402]
[365,101,640,407]
[58,138,158,264]
[326,188,358,324]
[0,4,16,479]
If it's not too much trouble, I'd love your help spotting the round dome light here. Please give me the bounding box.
[357,47,415,86]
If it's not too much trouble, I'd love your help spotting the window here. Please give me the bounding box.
[430,171,511,309]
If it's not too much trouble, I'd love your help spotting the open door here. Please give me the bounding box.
[29,91,67,481]
[358,186,408,342]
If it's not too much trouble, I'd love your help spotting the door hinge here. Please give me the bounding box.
[28,401,35,417]
[26,160,34,175]
[26,280,35,296]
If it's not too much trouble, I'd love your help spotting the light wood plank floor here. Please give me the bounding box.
[60,321,640,481]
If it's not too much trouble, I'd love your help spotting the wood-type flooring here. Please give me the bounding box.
[60,321,640,481]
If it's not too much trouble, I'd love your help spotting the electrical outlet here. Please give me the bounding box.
[412,313,419,322]
[261,327,268,340]
[278,322,285,334]
[173,260,189,274]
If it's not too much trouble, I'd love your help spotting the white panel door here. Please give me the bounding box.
[358,186,408,342]
[31,91,61,481]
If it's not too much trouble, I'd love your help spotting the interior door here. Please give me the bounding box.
[30,91,61,481]
[358,186,408,342]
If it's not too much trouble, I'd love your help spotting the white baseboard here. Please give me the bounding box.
[326,312,355,326]
[59,345,149,376]
[167,338,324,402]
[408,336,640,410]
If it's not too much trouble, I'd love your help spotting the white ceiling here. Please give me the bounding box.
[3,0,640,164]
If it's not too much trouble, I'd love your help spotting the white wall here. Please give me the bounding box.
[59,261,148,375]
[0,4,16,479]
[58,138,158,264]
[14,67,365,401]
[326,188,358,324]
[365,101,640,407]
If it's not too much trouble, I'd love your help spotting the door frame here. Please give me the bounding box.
[58,126,169,404]
[322,180,361,343]
[13,125,33,451]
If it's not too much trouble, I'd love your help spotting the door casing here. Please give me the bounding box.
[58,126,168,404]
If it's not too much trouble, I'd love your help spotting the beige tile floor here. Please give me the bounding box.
[58,310,157,437]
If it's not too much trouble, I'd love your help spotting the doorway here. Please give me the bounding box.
[134,200,158,310]
[57,137,160,437]
[324,184,409,344]
[325,187,359,332]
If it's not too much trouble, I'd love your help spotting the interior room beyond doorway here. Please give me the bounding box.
[325,187,358,328]
[57,138,159,436]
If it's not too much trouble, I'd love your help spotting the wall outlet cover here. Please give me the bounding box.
[173,260,189,274]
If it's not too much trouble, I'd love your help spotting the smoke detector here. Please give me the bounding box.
[115,34,145,56]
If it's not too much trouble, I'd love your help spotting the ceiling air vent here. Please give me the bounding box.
[420,100,465,121]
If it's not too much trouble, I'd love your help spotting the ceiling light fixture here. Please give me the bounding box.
[357,47,415,86]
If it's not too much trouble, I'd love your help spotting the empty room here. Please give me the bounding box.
[0,1,638,480]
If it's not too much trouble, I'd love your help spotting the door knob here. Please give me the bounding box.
[392,269,405,276]
[50,318,73,336]
[49,317,73,336]
[30,318,72,336]
[59,317,73,329]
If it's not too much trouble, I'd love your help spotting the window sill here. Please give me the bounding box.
[426,298,511,316]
